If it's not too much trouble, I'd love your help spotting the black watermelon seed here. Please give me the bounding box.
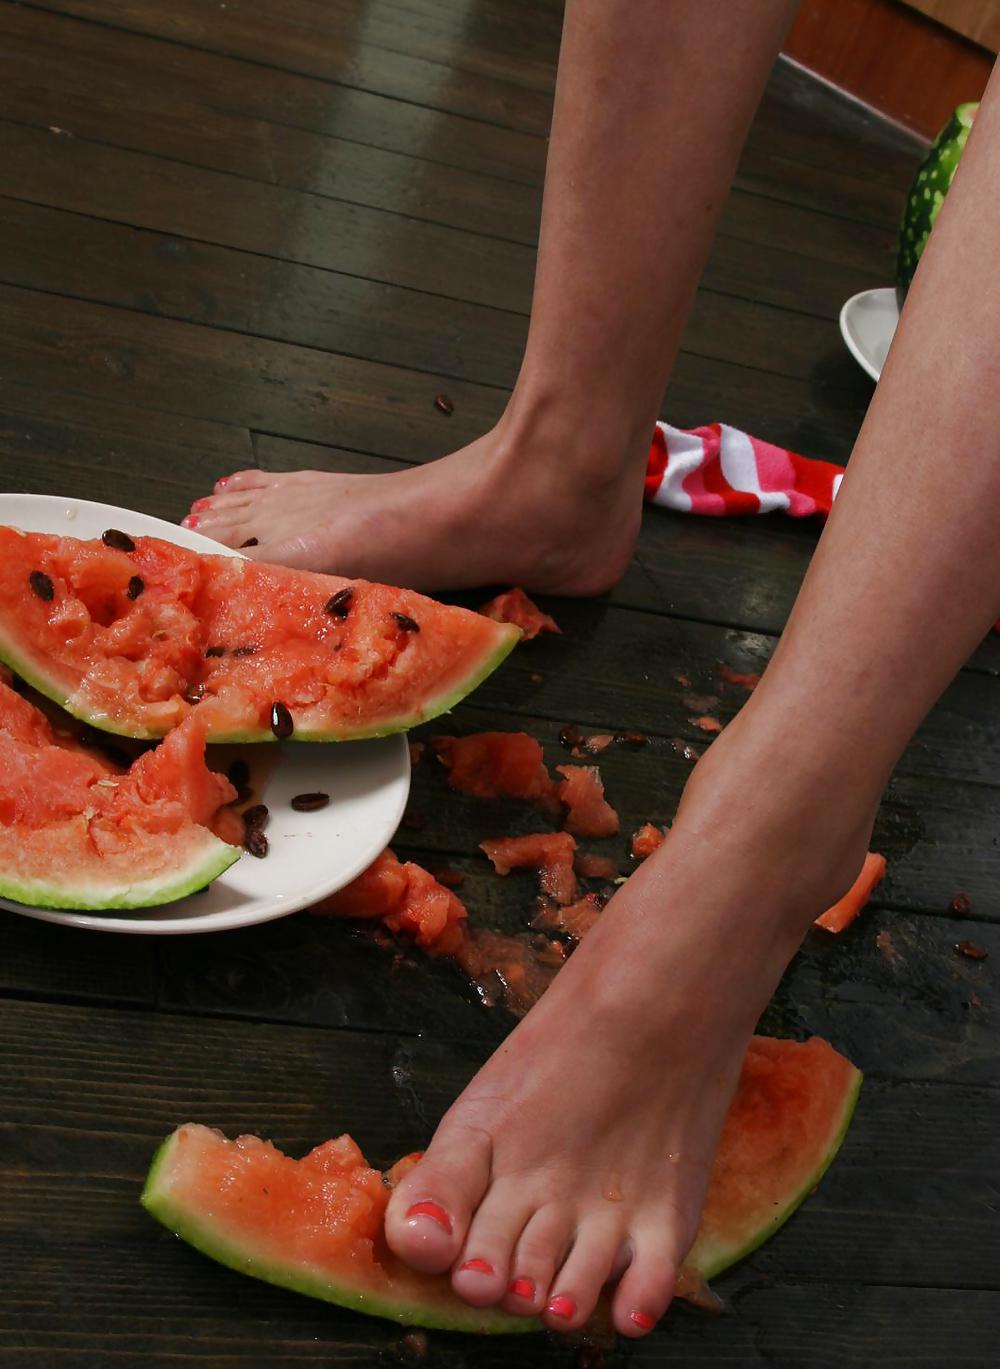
[231,644,257,657]
[227,759,250,789]
[269,701,293,739]
[244,827,269,858]
[291,791,329,812]
[205,645,226,658]
[127,575,144,600]
[433,393,454,415]
[325,588,353,619]
[184,684,205,705]
[239,537,259,548]
[559,723,584,751]
[391,612,420,633]
[28,570,54,602]
[243,803,269,831]
[102,528,136,552]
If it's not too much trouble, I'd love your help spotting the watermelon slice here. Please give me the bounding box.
[0,676,239,908]
[0,529,519,741]
[142,1036,861,1331]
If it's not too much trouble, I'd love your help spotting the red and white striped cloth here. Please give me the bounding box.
[644,421,844,518]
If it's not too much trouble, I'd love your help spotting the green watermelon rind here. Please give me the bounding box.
[141,1130,536,1336]
[896,102,977,294]
[0,831,240,910]
[688,1062,863,1281]
[0,620,521,743]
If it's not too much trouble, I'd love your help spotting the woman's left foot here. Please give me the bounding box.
[384,769,867,1336]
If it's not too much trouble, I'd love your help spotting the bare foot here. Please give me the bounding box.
[383,734,874,1337]
[184,419,647,595]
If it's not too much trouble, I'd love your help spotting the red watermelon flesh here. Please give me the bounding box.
[313,848,467,954]
[556,764,620,838]
[814,852,887,933]
[142,1035,861,1332]
[480,831,578,905]
[631,822,667,859]
[0,676,239,908]
[432,732,558,805]
[0,529,519,741]
[478,587,561,640]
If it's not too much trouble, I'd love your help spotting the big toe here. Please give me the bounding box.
[610,1228,679,1338]
[385,1125,492,1275]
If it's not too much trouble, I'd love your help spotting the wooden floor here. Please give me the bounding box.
[1,2,999,1365]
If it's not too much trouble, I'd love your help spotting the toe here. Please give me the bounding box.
[610,1231,678,1338]
[384,1123,492,1276]
[502,1204,573,1317]
[451,1181,535,1308]
[214,469,269,494]
[542,1213,624,1332]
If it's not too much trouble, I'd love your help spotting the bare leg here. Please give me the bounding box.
[384,63,1000,1336]
[190,0,795,592]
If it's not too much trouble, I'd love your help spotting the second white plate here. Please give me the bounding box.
[839,287,899,382]
[0,493,411,935]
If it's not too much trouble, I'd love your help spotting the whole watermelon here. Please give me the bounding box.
[896,102,977,304]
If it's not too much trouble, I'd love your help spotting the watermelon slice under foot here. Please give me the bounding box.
[0,528,519,741]
[142,1036,861,1332]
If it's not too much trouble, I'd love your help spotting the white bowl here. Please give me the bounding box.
[839,287,900,382]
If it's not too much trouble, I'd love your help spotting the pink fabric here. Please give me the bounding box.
[645,421,843,518]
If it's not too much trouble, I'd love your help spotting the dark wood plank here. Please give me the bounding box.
[0,283,871,477]
[2,0,551,187]
[0,914,156,1007]
[24,0,556,134]
[0,190,869,395]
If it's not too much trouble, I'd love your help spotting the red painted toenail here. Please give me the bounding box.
[216,477,230,488]
[630,1310,655,1331]
[181,515,198,528]
[191,497,212,512]
[547,1294,576,1320]
[459,1259,494,1276]
[509,1277,535,1300]
[405,1200,452,1234]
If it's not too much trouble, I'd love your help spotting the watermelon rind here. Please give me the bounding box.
[896,102,977,299]
[0,615,521,743]
[0,830,240,910]
[141,1129,536,1335]
[687,1061,863,1280]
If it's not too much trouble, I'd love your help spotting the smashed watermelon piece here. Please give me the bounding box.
[536,891,605,941]
[313,848,467,954]
[814,852,887,933]
[631,822,667,860]
[479,587,561,640]
[432,731,557,805]
[556,764,620,838]
[480,831,578,906]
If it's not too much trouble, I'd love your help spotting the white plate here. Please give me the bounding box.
[839,287,900,382]
[0,493,410,934]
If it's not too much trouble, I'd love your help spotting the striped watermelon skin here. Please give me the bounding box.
[896,103,977,301]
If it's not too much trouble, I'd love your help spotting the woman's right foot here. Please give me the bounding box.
[184,419,648,595]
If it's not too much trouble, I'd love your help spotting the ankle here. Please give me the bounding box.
[496,384,653,496]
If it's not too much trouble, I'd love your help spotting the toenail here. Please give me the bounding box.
[509,1277,535,1300]
[630,1309,656,1331]
[181,515,198,528]
[216,477,230,488]
[191,497,212,512]
[405,1200,452,1234]
[459,1259,494,1276]
[547,1294,576,1320]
